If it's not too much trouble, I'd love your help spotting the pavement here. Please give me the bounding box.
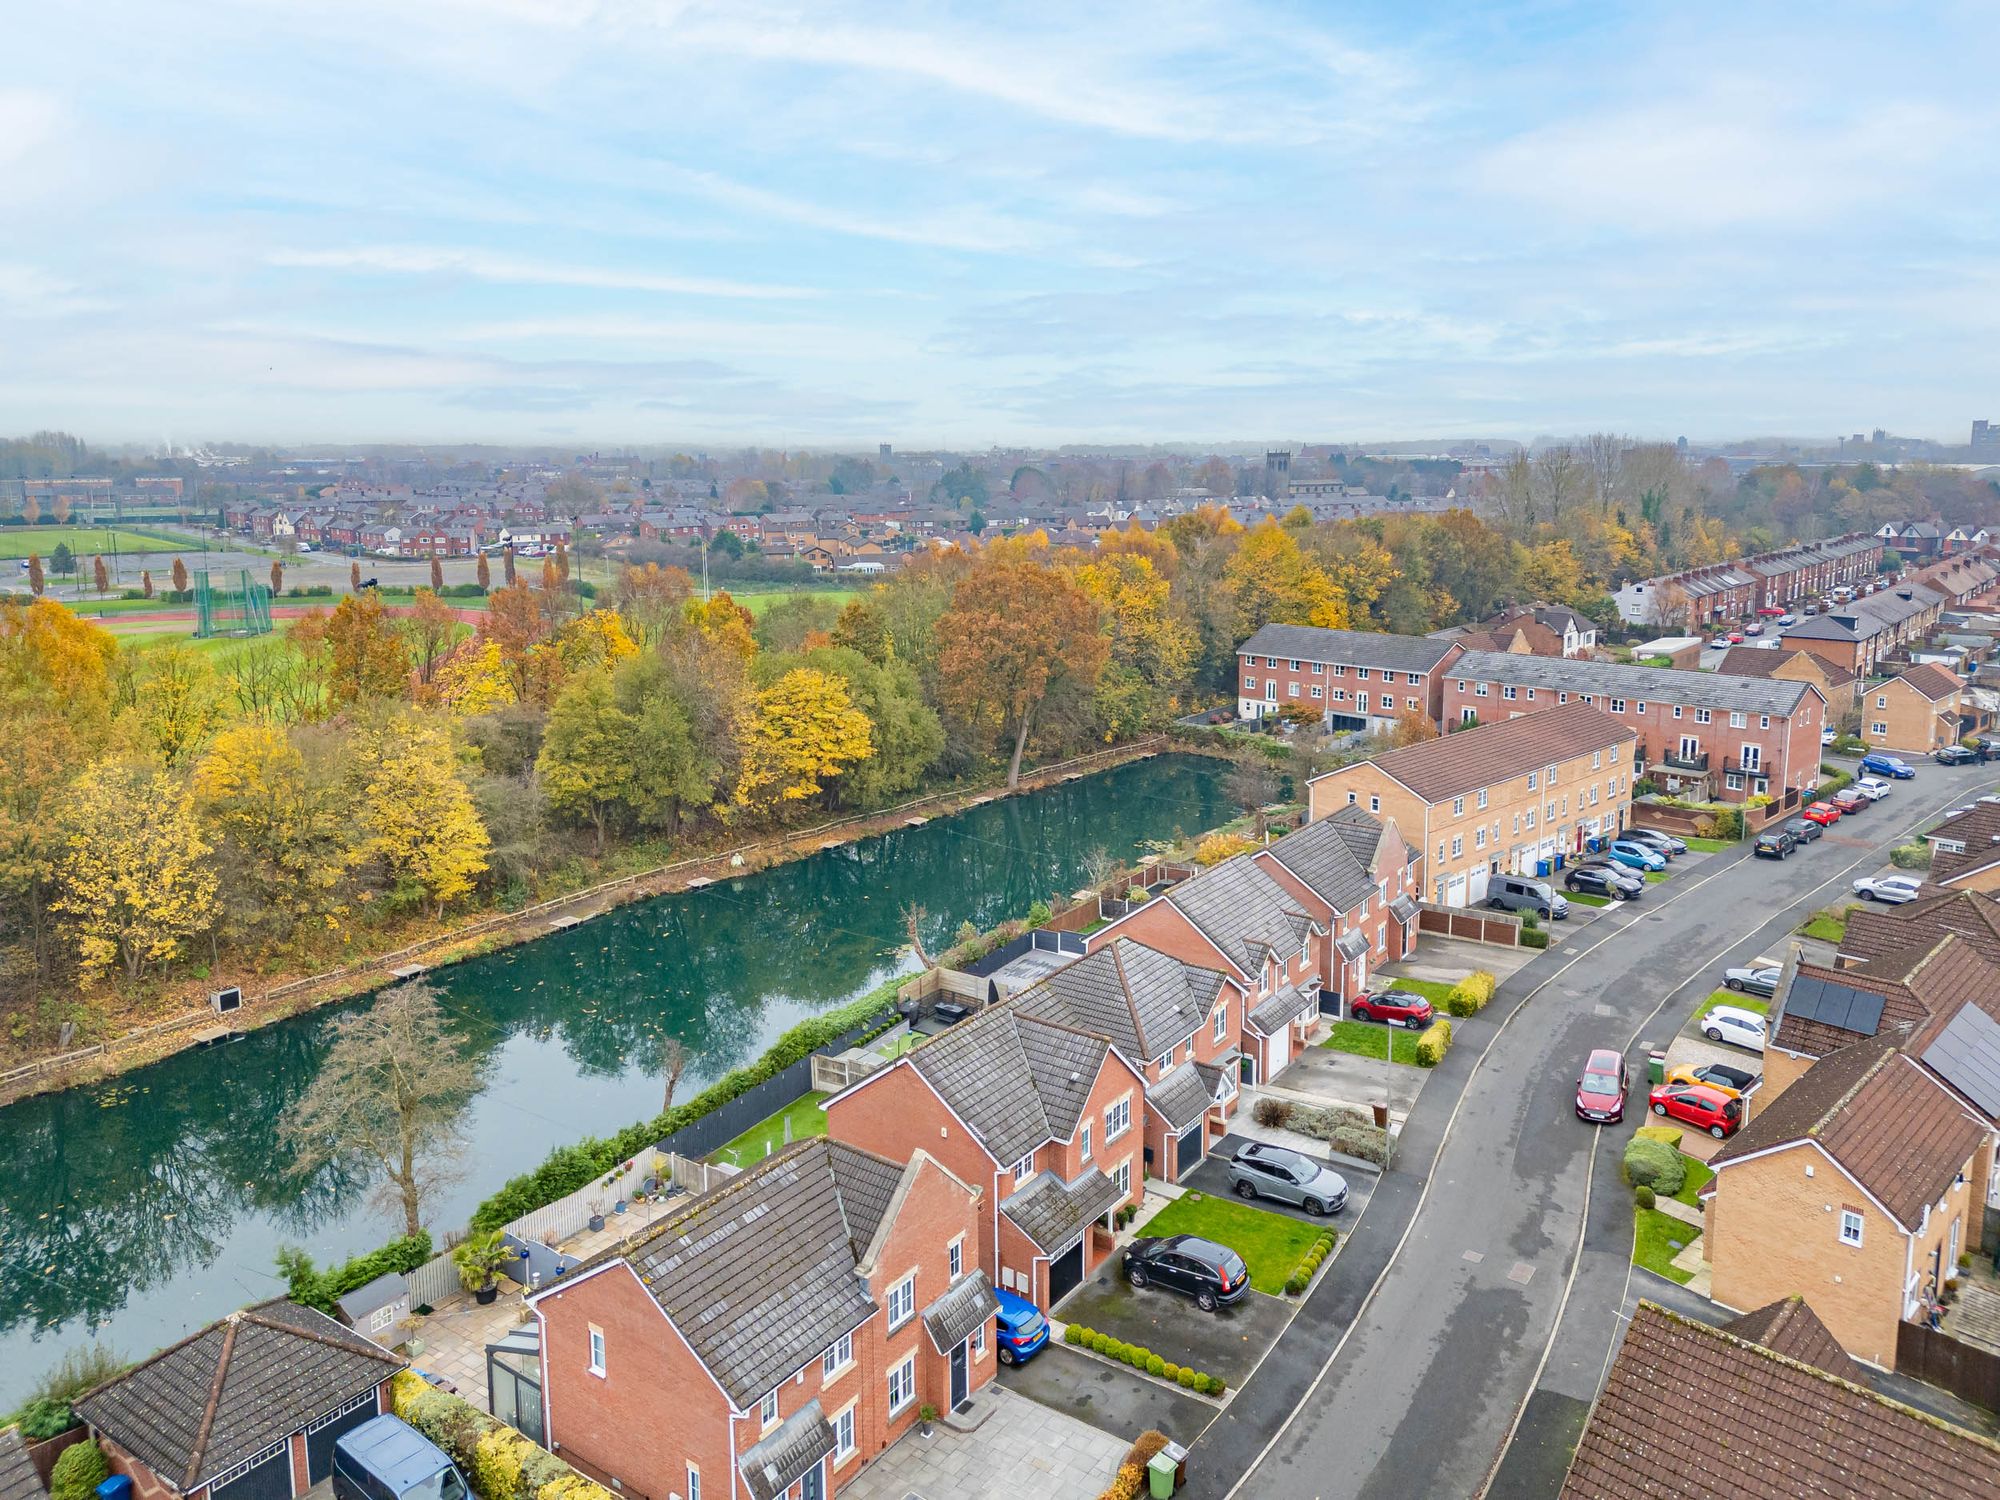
[838,1383,1128,1500]
[1181,1132,1378,1229]
[1057,1271,1294,1387]
[1180,756,2000,1500]
[995,1343,1216,1452]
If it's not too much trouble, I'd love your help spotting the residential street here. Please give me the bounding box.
[1189,764,1996,1500]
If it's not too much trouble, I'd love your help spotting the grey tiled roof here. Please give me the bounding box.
[1246,984,1318,1036]
[1450,651,1813,715]
[1166,857,1317,976]
[73,1301,401,1490]
[1261,812,1382,913]
[0,1429,44,1500]
[1238,624,1458,674]
[1001,1169,1122,1256]
[738,1400,835,1500]
[907,1003,1114,1164]
[620,1139,900,1409]
[1146,1063,1212,1133]
[1017,1019,1111,1142]
[1014,939,1226,1064]
[1389,895,1420,923]
[921,1271,1001,1354]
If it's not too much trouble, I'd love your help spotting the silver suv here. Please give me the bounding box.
[1227,1142,1349,1216]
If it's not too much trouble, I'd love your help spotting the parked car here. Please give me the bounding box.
[334,1417,471,1500]
[1124,1234,1251,1310]
[1349,989,1434,1028]
[1228,1141,1349,1215]
[1663,1060,1760,1098]
[1579,860,1647,896]
[1859,754,1915,779]
[1752,829,1796,860]
[1566,864,1639,900]
[1745,622,1763,636]
[1723,963,1781,997]
[1782,816,1822,844]
[1575,1047,1630,1123]
[1626,828,1687,857]
[1698,1005,1769,1052]
[1822,727,1837,746]
[1853,874,1923,904]
[1777,613,1797,626]
[1727,631,1745,643]
[1486,873,1569,920]
[1606,839,1666,872]
[1854,776,1893,800]
[1710,635,1732,650]
[1831,789,1870,814]
[1935,744,1978,765]
[1649,1083,1744,1138]
[1802,800,1843,826]
[993,1286,1050,1365]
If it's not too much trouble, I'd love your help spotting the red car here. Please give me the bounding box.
[1576,1047,1629,1123]
[1801,801,1842,826]
[1350,989,1434,1029]
[1832,788,1869,814]
[1649,1083,1742,1138]
[1727,631,1745,643]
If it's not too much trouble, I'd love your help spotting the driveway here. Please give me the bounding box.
[1058,1270,1294,1388]
[1183,1134,1377,1229]
[998,1344,1217,1450]
[1377,935,1536,986]
[1270,1040,1426,1117]
[838,1382,1128,1500]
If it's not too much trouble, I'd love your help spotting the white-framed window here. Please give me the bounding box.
[1407,672,1422,684]
[1266,657,1278,669]
[1111,1159,1131,1198]
[588,1326,605,1377]
[823,1331,853,1378]
[972,1323,986,1357]
[1450,836,1463,858]
[888,1355,916,1414]
[1673,705,1683,719]
[688,1464,701,1500]
[1106,1097,1131,1141]
[1525,809,1536,829]
[1369,795,1380,813]
[1725,772,1743,791]
[1525,688,1537,701]
[1609,698,1626,714]
[1730,711,1747,728]
[370,1305,396,1333]
[1759,715,1770,729]
[1310,662,1323,674]
[1081,1123,1093,1161]
[1475,788,1488,809]
[1288,682,1300,697]
[1213,1004,1227,1041]
[1839,1210,1864,1247]
[1590,751,1600,770]
[1289,658,1300,671]
[1502,685,1518,700]
[1474,682,1489,697]
[1406,697,1419,711]
[887,1273,916,1329]
[1527,771,1538,790]
[760,1388,780,1428]
[1474,827,1486,849]
[948,1239,963,1280]
[1452,796,1465,816]
[1358,667,1371,679]
[834,1407,856,1462]
[1311,686,1323,700]
[1876,693,1888,709]
[1014,1153,1034,1181]
[1871,721,1888,737]
[1695,709,1711,724]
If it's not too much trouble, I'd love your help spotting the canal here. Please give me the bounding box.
[0,753,1232,1408]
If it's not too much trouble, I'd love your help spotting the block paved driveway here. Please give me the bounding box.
[838,1384,1126,1500]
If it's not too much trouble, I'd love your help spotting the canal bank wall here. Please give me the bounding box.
[0,735,1180,1107]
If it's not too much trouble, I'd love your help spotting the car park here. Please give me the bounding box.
[1566,864,1640,900]
[1648,1083,1743,1138]
[1782,816,1821,844]
[1349,988,1435,1028]
[1858,754,1915,779]
[1606,839,1666,872]
[1854,775,1892,800]
[1831,788,1869,814]
[1853,874,1923,904]
[1698,1005,1768,1052]
[1575,1047,1630,1123]
[1124,1234,1251,1311]
[1802,800,1842,825]
[1752,829,1795,859]
[1626,828,1686,857]
[993,1286,1050,1365]
[1663,1060,1760,1099]
[1227,1141,1349,1215]
[1486,873,1569,920]
[1935,744,1978,765]
[1723,963,1781,997]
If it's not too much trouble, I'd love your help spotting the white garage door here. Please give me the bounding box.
[1445,872,1469,907]
[1467,868,1491,905]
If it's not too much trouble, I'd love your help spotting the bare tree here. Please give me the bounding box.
[278,979,480,1236]
[1534,446,1585,527]
[658,1037,690,1113]
[1582,433,1626,512]
[1081,845,1120,892]
[904,902,934,969]
[1225,758,1283,838]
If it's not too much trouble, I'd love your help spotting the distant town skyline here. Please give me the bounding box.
[2,1,1994,445]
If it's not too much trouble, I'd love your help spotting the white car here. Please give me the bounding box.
[1698,1005,1768,1053]
[1853,874,1923,904]
[1710,636,1731,650]
[1821,728,1836,746]
[1854,776,1891,800]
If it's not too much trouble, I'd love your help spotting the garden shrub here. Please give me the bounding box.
[1710,809,1743,839]
[50,1443,108,1500]
[1327,1123,1389,1164]
[1162,1363,1180,1382]
[1128,1432,1170,1471]
[1520,928,1549,949]
[1445,971,1495,1017]
[1635,1124,1682,1148]
[1634,1185,1656,1210]
[1205,1374,1227,1394]
[1025,899,1053,928]
[1065,1324,1087,1345]
[277,1231,433,1313]
[391,1370,613,1500]
[1621,1137,1686,1197]
[1889,842,1932,870]
[1177,1368,1196,1388]
[1096,1461,1146,1500]
[1415,1017,1452,1067]
[17,1396,76,1440]
[1146,1354,1166,1377]
[1251,1095,1293,1129]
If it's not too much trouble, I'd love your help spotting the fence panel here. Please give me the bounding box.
[1896,1320,2000,1411]
[405,1252,462,1310]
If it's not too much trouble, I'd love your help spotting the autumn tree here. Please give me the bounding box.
[353,716,491,915]
[1388,709,1440,748]
[140,568,153,599]
[430,555,444,591]
[554,541,569,583]
[349,560,362,592]
[541,556,558,591]
[733,667,875,813]
[502,545,517,586]
[475,552,490,591]
[1219,521,1348,638]
[535,655,716,849]
[402,587,459,686]
[27,554,44,596]
[612,563,693,649]
[480,581,553,701]
[544,473,601,519]
[132,643,225,762]
[794,645,942,806]
[170,556,189,593]
[269,559,283,596]
[830,597,892,663]
[53,759,218,981]
[92,556,108,594]
[432,640,517,716]
[936,558,1108,787]
[325,591,410,705]
[278,979,481,1235]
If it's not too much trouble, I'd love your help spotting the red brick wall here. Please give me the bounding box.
[1238,646,1461,726]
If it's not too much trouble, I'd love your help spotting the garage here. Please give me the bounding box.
[306,1391,380,1483]
[211,1447,293,1500]
[1049,1242,1085,1306]
[1175,1127,1203,1179]
[1467,868,1491,906]
[1445,872,1469,906]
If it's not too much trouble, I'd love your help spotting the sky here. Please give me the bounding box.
[1,0,1995,449]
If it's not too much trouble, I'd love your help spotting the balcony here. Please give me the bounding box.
[1654,749,1710,773]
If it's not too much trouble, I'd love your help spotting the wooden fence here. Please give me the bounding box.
[404,1251,463,1310]
[1416,903,1522,947]
[505,1153,656,1247]
[1896,1319,2000,1411]
[661,1152,737,1199]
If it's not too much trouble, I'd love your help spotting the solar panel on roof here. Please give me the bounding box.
[1923,1007,2000,1117]
[1783,975,1887,1035]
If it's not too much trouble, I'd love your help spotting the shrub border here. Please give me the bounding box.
[1064,1324,1228,1396]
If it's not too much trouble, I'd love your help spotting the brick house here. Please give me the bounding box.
[1441,651,1825,805]
[73,1301,402,1500]
[1235,625,1464,731]
[1249,806,1424,1002]
[1714,645,1859,717]
[823,1003,1140,1309]
[1309,702,1637,909]
[1921,803,2000,893]
[1861,663,1964,754]
[1779,584,1947,677]
[529,1139,994,1500]
[1614,535,1885,630]
[1448,603,1597,658]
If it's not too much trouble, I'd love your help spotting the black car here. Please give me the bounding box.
[1566,865,1639,900]
[1123,1234,1251,1311]
[1782,816,1822,844]
[1625,828,1686,858]
[1752,829,1795,859]
[1935,744,1978,765]
[1682,1061,1760,1094]
[1574,859,1645,896]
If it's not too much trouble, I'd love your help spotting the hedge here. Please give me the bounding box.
[1635,1124,1682,1148]
[1096,1430,1173,1500]
[1414,1017,1452,1068]
[50,1443,107,1500]
[1286,1104,1390,1165]
[276,1231,434,1314]
[1064,1326,1226,1395]
[1283,1229,1339,1294]
[1520,927,1549,949]
[1445,971,1495,1017]
[1622,1137,1686,1197]
[470,981,900,1231]
[391,1369,609,1500]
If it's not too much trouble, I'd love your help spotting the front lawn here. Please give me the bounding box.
[1798,906,1853,943]
[1139,1192,1323,1295]
[1633,1207,1699,1285]
[1322,1019,1420,1066]
[1681,836,1734,853]
[1704,986,1769,1018]
[1567,891,1612,907]
[712,1091,827,1165]
[1671,1155,1714,1208]
[1386,977,1453,1007]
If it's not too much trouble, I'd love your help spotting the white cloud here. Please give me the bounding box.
[649,164,1044,252]
[0,261,109,317]
[266,246,819,299]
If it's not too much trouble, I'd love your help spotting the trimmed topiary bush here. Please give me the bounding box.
[1177,1368,1197,1388]
[1146,1354,1166,1377]
[1065,1324,1087,1345]
[50,1443,108,1500]
[1415,1017,1453,1067]
[1520,928,1550,949]
[1445,971,1496,1017]
[1622,1136,1687,1197]
[1634,1185,1656,1210]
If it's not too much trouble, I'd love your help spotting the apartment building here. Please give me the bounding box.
[1236,625,1464,732]
[1307,702,1637,909]
[1440,650,1826,804]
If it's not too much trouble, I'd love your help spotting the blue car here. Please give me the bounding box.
[1858,753,1916,779]
[993,1286,1049,1365]
[1606,839,1666,872]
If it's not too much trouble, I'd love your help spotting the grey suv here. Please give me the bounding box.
[1227,1142,1349,1216]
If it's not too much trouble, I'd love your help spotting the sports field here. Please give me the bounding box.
[0,526,191,560]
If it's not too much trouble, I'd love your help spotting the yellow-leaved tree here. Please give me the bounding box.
[1220,521,1348,637]
[54,759,218,981]
[734,668,874,813]
[431,640,518,717]
[552,608,639,677]
[353,717,491,916]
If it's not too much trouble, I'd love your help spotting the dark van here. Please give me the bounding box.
[332,1416,469,1500]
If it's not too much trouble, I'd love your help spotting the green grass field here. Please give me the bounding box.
[736,588,861,618]
[0,526,194,560]
[711,1091,828,1166]
[1386,977,1453,1006]
[1704,986,1769,1018]
[1567,891,1612,907]
[1671,1155,1714,1207]
[1633,1207,1699,1284]
[1136,1192,1324,1295]
[1322,1019,1420,1066]
[1681,836,1734,853]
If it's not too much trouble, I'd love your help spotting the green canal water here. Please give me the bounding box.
[0,754,1230,1407]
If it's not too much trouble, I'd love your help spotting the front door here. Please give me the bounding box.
[951,1340,969,1409]
[799,1460,824,1500]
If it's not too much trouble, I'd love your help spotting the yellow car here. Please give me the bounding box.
[1663,1061,1759,1099]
